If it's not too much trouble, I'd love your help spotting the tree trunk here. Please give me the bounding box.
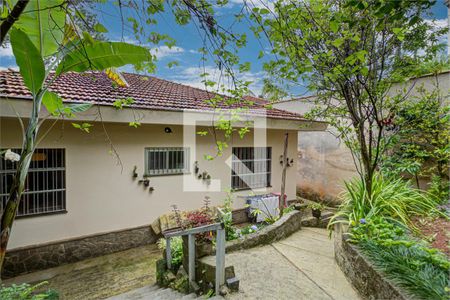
[0,93,43,275]
[0,0,30,44]
[279,133,288,215]
[355,122,373,197]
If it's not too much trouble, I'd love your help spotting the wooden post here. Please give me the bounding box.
[215,228,226,295]
[166,238,172,269]
[188,234,195,289]
[280,133,289,215]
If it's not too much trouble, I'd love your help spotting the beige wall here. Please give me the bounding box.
[274,72,449,203]
[0,117,298,249]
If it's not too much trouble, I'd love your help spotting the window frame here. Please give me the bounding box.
[144,147,190,176]
[0,148,67,218]
[231,147,272,191]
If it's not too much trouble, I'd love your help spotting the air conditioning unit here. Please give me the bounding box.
[246,194,279,223]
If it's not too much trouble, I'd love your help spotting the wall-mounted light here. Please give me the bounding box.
[164,127,172,133]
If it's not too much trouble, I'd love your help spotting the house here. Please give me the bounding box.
[273,71,450,204]
[0,70,326,278]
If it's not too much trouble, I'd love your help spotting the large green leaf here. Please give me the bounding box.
[13,0,66,57]
[43,92,93,116]
[42,91,64,115]
[65,103,93,113]
[56,42,151,75]
[10,28,45,96]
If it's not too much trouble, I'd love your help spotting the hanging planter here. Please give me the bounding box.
[194,161,199,175]
[139,175,150,187]
[132,166,138,179]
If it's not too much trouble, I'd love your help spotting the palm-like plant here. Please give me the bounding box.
[329,173,444,230]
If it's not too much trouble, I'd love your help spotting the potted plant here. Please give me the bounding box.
[308,202,325,219]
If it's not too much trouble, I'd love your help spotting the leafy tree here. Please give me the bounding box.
[382,84,450,201]
[250,0,447,195]
[0,0,152,272]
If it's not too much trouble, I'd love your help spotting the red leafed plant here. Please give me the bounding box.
[186,210,214,242]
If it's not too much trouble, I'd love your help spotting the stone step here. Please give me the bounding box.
[107,284,224,300]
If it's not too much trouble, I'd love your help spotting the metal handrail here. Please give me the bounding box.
[163,222,226,295]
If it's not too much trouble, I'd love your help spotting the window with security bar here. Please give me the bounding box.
[145,147,190,176]
[0,149,66,217]
[231,147,272,190]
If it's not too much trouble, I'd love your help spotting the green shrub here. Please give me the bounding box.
[0,282,58,300]
[428,174,450,204]
[157,236,183,270]
[329,173,442,230]
[220,192,238,241]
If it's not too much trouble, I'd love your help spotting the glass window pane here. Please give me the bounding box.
[0,148,66,217]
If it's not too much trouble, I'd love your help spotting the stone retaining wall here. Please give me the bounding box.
[225,210,302,253]
[333,223,411,300]
[3,225,157,278]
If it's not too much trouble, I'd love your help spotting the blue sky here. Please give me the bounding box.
[0,0,448,97]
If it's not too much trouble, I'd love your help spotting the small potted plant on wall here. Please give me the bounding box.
[308,202,325,219]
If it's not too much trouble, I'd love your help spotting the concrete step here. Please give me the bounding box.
[181,293,198,299]
[107,284,225,300]
[107,285,185,300]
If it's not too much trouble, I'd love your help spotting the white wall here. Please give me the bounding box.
[0,118,298,249]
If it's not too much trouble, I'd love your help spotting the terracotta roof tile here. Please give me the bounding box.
[0,70,305,121]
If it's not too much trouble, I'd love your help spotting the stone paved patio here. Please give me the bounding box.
[3,244,162,300]
[5,227,359,300]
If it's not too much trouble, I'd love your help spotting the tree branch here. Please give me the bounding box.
[0,0,30,44]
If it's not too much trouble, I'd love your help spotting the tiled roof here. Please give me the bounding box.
[0,70,306,121]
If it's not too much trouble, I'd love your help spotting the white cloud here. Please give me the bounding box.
[115,36,186,60]
[0,65,18,71]
[150,45,185,59]
[0,43,13,58]
[167,65,265,95]
[425,18,448,30]
[218,0,274,11]
[422,18,448,54]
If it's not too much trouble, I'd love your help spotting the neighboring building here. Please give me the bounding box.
[0,70,326,277]
[274,71,450,204]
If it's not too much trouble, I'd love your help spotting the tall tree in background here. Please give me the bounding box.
[251,0,447,196]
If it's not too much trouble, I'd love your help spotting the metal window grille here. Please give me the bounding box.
[231,147,271,190]
[0,148,66,217]
[145,147,190,176]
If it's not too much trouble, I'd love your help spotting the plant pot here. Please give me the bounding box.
[312,208,321,219]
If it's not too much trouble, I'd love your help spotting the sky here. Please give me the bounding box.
[0,0,448,97]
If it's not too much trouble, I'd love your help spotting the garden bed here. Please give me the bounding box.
[413,216,450,258]
[225,210,302,253]
[333,223,412,300]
